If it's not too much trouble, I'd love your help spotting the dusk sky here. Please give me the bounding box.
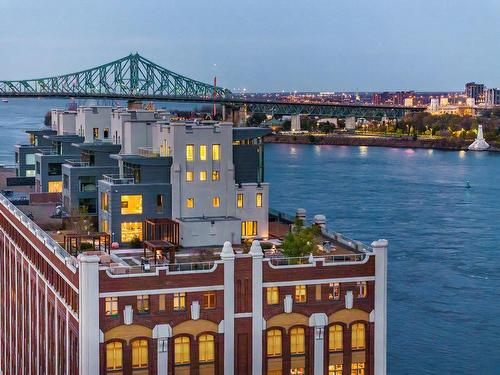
[0,0,499,92]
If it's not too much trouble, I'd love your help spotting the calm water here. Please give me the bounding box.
[1,99,499,373]
[265,143,500,374]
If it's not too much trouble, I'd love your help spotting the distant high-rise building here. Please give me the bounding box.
[484,88,500,107]
[465,82,485,104]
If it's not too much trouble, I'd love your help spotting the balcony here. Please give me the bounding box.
[102,174,135,185]
[138,147,160,158]
[64,159,90,167]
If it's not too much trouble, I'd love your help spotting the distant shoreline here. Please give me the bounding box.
[264,134,500,152]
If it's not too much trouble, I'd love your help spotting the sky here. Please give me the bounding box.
[0,0,499,93]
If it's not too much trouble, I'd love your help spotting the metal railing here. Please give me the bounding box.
[138,147,160,158]
[64,159,90,167]
[167,261,216,272]
[0,193,78,271]
[102,174,135,185]
[268,256,312,266]
[322,254,368,263]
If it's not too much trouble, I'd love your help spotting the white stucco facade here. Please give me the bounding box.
[76,106,113,142]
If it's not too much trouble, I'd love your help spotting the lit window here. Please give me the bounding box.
[328,364,343,375]
[174,336,190,365]
[351,362,365,375]
[48,181,63,193]
[329,325,343,352]
[101,192,109,211]
[212,196,220,208]
[329,283,340,300]
[351,323,365,350]
[267,329,282,357]
[186,198,194,208]
[295,285,307,303]
[203,292,216,309]
[159,294,166,311]
[199,144,207,161]
[212,144,220,161]
[266,287,279,305]
[186,171,194,182]
[105,297,118,316]
[173,292,186,311]
[186,144,194,161]
[93,128,99,139]
[241,221,257,237]
[26,154,35,165]
[237,193,244,208]
[199,170,207,181]
[100,219,109,234]
[137,295,149,314]
[121,194,143,215]
[131,339,148,369]
[357,281,367,298]
[212,170,220,181]
[198,334,215,363]
[106,342,123,370]
[121,222,143,243]
[291,368,305,375]
[290,327,305,355]
[256,192,263,207]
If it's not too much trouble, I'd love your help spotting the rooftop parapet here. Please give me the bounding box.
[101,174,135,185]
[0,193,78,272]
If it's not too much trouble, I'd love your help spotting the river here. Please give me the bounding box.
[1,99,499,373]
[265,143,500,374]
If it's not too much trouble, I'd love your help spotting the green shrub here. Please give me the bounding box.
[129,236,142,248]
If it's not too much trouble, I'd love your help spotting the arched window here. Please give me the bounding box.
[131,339,148,368]
[105,341,123,370]
[199,334,215,363]
[329,325,343,352]
[267,329,282,357]
[174,336,190,365]
[290,327,305,355]
[351,323,365,350]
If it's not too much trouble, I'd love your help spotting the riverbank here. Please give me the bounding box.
[264,134,500,151]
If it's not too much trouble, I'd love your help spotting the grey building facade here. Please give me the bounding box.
[97,155,172,244]
[14,128,56,178]
[62,143,121,220]
[34,134,84,192]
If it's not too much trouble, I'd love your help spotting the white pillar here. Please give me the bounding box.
[309,313,328,375]
[153,324,172,375]
[372,239,388,375]
[78,254,100,375]
[249,240,263,375]
[220,241,235,375]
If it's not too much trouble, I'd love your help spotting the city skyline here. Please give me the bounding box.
[0,0,499,92]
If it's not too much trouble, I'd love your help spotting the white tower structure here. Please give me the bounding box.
[468,125,489,151]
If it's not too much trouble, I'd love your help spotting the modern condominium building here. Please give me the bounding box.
[0,105,388,375]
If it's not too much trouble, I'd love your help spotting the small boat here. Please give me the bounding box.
[466,181,471,189]
[1,99,7,103]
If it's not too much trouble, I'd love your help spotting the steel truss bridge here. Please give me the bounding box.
[0,53,424,118]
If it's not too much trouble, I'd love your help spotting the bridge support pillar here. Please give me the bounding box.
[291,115,301,132]
[223,105,247,127]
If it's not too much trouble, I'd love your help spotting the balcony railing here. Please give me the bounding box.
[65,159,90,167]
[106,260,217,276]
[138,147,160,158]
[102,174,135,185]
[0,193,78,272]
[267,253,368,268]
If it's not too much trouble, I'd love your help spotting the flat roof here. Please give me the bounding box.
[233,127,272,141]
[110,154,172,166]
[43,134,84,142]
[73,142,122,153]
[26,128,57,135]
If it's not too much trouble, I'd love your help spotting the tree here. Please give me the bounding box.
[281,219,320,258]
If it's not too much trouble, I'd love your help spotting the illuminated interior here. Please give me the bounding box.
[121,222,143,242]
[48,180,62,193]
[121,195,143,215]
